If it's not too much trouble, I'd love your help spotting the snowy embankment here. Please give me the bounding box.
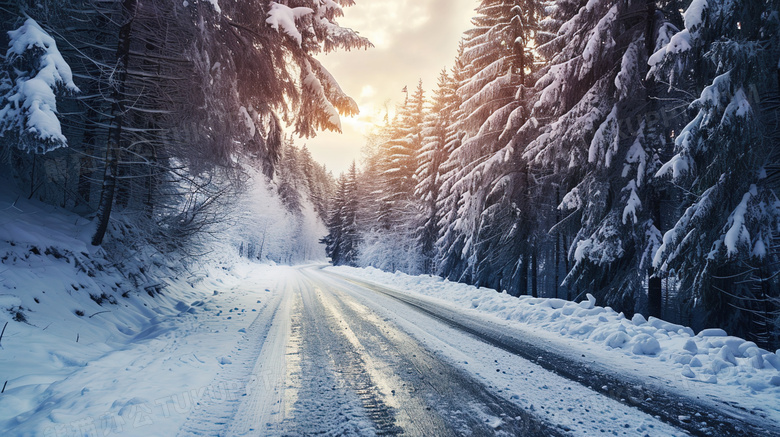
[0,188,289,436]
[326,266,780,420]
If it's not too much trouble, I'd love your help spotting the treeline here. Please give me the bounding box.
[324,0,780,347]
[232,137,335,264]
[0,0,358,252]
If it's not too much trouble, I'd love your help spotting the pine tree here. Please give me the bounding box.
[649,0,780,343]
[354,81,427,273]
[436,0,543,288]
[415,70,458,273]
[435,43,472,281]
[508,0,659,311]
[323,162,360,266]
[0,18,79,153]
[381,80,426,221]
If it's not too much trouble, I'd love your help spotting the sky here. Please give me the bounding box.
[305,0,476,174]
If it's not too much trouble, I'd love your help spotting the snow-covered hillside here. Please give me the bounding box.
[0,181,320,435]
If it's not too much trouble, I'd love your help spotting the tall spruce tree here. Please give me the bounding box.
[649,0,780,343]
[415,70,458,273]
[436,0,543,288]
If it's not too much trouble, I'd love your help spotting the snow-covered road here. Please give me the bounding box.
[318,268,779,436]
[5,264,776,436]
[173,265,699,437]
[176,266,564,436]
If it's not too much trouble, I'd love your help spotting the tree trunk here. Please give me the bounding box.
[531,247,538,298]
[519,252,529,296]
[92,0,138,246]
[642,0,665,318]
[648,268,663,318]
[554,185,561,298]
[647,185,663,317]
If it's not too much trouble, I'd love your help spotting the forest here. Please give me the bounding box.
[1,0,779,353]
[322,0,780,349]
[0,0,351,259]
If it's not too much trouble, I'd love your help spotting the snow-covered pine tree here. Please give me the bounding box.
[323,173,346,264]
[323,162,360,266]
[297,144,334,222]
[415,70,458,274]
[355,81,426,273]
[0,18,78,154]
[649,0,780,344]
[435,42,472,281]
[435,0,543,288]
[355,131,386,234]
[383,80,426,214]
[277,137,305,213]
[515,0,662,312]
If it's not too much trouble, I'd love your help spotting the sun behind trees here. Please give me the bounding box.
[324,0,780,349]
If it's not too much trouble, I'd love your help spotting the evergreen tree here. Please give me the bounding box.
[436,0,543,288]
[0,18,79,153]
[434,43,472,281]
[353,81,427,273]
[511,0,654,311]
[323,162,359,266]
[415,70,458,273]
[649,0,780,343]
[381,80,426,224]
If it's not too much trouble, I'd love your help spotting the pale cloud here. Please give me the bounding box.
[335,0,433,48]
[307,0,476,174]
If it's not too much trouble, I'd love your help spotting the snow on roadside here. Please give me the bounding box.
[326,266,780,419]
[0,187,285,436]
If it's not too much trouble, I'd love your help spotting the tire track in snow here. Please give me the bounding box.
[300,268,563,436]
[280,275,389,436]
[176,279,290,437]
[224,277,294,436]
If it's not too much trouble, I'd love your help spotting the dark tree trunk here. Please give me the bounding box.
[647,182,663,317]
[554,185,561,298]
[519,252,529,296]
[648,269,663,318]
[644,0,664,318]
[92,0,138,246]
[531,247,538,298]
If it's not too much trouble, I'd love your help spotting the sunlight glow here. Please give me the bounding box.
[307,0,475,174]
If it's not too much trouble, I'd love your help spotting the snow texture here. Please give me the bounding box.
[723,184,757,257]
[622,180,642,225]
[266,2,314,47]
[206,0,221,14]
[0,18,78,152]
[684,0,708,34]
[0,178,323,436]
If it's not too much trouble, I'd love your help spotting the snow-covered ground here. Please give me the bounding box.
[0,186,299,436]
[326,266,780,426]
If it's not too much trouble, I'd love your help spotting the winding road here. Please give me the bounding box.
[175,266,777,436]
